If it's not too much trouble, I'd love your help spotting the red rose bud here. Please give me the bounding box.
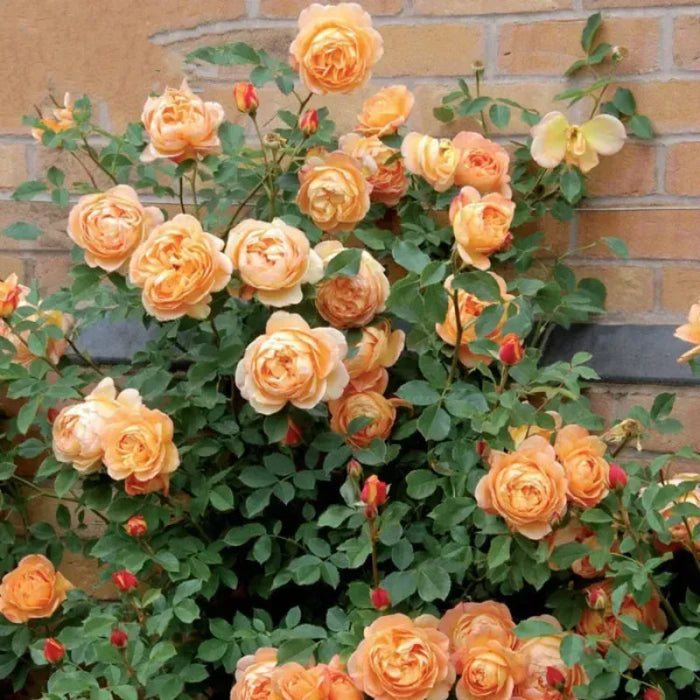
[370,587,391,611]
[363,504,378,519]
[498,333,524,365]
[233,82,259,114]
[476,440,489,457]
[361,475,388,508]
[112,570,138,593]
[347,459,363,480]
[644,688,663,700]
[587,586,608,610]
[124,515,147,537]
[300,108,319,136]
[47,407,60,424]
[545,665,565,689]
[609,462,628,490]
[110,628,128,648]
[43,637,65,664]
[281,418,302,446]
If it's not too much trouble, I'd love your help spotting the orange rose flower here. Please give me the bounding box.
[347,613,455,700]
[323,656,363,700]
[67,185,164,273]
[476,436,568,540]
[0,555,73,623]
[509,411,562,448]
[546,518,613,579]
[554,425,610,508]
[0,273,22,317]
[344,320,405,394]
[401,133,459,192]
[658,473,700,552]
[452,132,511,197]
[141,79,224,162]
[356,85,414,137]
[289,3,383,95]
[339,133,408,207]
[124,473,171,497]
[674,301,700,363]
[439,601,516,652]
[236,311,349,415]
[225,218,323,307]
[100,389,180,483]
[297,151,371,233]
[31,93,74,142]
[271,663,330,700]
[449,187,514,270]
[230,647,278,700]
[129,214,232,321]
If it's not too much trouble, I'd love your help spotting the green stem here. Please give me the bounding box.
[252,114,276,216]
[442,289,465,398]
[177,177,185,214]
[81,136,118,185]
[190,161,199,215]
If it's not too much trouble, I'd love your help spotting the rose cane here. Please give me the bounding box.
[361,475,388,591]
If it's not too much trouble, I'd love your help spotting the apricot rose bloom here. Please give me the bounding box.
[449,186,514,270]
[439,601,516,652]
[356,85,415,137]
[546,519,610,579]
[31,93,74,142]
[141,79,225,162]
[674,301,700,363]
[475,436,568,540]
[530,111,625,173]
[124,473,171,497]
[315,241,390,329]
[509,410,562,448]
[554,424,610,508]
[129,214,232,321]
[658,473,700,551]
[230,647,278,700]
[225,218,323,307]
[67,185,164,273]
[452,132,511,197]
[324,656,363,700]
[236,311,349,415]
[297,151,371,232]
[401,133,459,192]
[100,388,180,483]
[344,320,405,394]
[289,3,383,95]
[0,554,73,623]
[347,613,455,700]
[0,273,22,317]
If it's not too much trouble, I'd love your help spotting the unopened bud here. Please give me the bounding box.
[43,637,65,664]
[643,688,663,700]
[587,586,608,610]
[361,475,388,509]
[112,570,138,593]
[611,45,628,63]
[232,81,259,115]
[281,418,302,446]
[47,407,60,424]
[124,515,147,537]
[347,459,363,480]
[370,586,391,611]
[609,462,628,491]
[472,60,485,75]
[110,628,128,648]
[300,108,319,136]
[476,440,489,457]
[498,333,524,366]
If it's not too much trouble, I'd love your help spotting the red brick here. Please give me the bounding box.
[415,0,572,13]
[34,253,72,295]
[260,0,403,16]
[674,16,700,70]
[665,142,700,196]
[0,202,72,250]
[571,264,655,312]
[584,0,699,7]
[587,143,655,197]
[631,80,700,134]
[660,267,700,313]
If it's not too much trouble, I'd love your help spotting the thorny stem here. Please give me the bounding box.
[177,177,186,214]
[81,136,118,185]
[68,151,98,189]
[190,161,200,215]
[368,518,380,589]
[474,68,489,136]
[66,334,105,376]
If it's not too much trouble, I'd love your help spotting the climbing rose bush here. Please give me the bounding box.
[0,5,698,700]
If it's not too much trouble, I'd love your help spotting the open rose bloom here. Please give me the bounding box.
[674,301,700,362]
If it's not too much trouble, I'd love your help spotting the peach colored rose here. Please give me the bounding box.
[271,663,330,700]
[554,425,610,508]
[339,133,408,206]
[347,613,455,700]
[509,411,562,448]
[141,79,224,162]
[344,320,405,394]
[0,273,22,317]
[31,93,74,142]
[674,301,700,363]
[124,473,171,497]
[435,273,513,368]
[297,151,371,233]
[129,214,232,321]
[658,473,700,551]
[449,187,514,270]
[67,185,164,273]
[0,554,73,623]
[357,85,414,137]
[315,241,390,329]
[329,390,408,448]
[452,132,511,197]
[289,3,383,95]
[452,635,527,700]
[100,389,180,483]
[545,518,613,579]
[231,648,278,700]
[323,656,363,700]
[476,435,568,540]
[401,133,459,192]
[439,601,516,652]
[236,311,349,415]
[225,218,323,307]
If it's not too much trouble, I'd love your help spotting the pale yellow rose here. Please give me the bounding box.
[31,93,74,142]
[235,311,349,415]
[129,214,232,321]
[356,85,414,137]
[289,3,383,95]
[225,218,323,307]
[401,133,459,192]
[230,648,278,700]
[345,320,405,394]
[452,131,511,197]
[68,185,164,272]
[439,601,516,652]
[141,79,225,162]
[530,111,625,173]
[674,301,700,363]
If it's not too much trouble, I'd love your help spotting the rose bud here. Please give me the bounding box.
[361,475,388,508]
[124,515,147,538]
[233,82,259,115]
[587,586,608,610]
[280,418,302,447]
[347,459,363,480]
[364,505,378,520]
[545,665,565,689]
[300,108,319,136]
[47,407,60,424]
[476,440,489,457]
[0,273,21,317]
[370,587,391,611]
[498,333,524,365]
[643,688,663,700]
[609,462,628,490]
[110,628,128,648]
[43,637,65,664]
[112,570,138,593]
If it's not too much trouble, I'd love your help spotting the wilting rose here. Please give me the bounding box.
[236,311,348,415]
[452,132,511,197]
[439,601,516,652]
[67,185,164,273]
[509,410,562,448]
[225,218,323,307]
[476,435,568,540]
[0,273,22,317]
[657,473,700,552]
[357,85,414,137]
[339,133,408,206]
[231,648,278,700]
[100,389,180,483]
[674,301,700,363]
[315,241,390,329]
[546,518,611,579]
[141,79,225,162]
[329,391,408,448]
[554,425,610,508]
[289,3,383,94]
[401,133,459,192]
[347,613,455,700]
[124,473,170,497]
[0,554,73,623]
[297,151,371,232]
[344,320,405,394]
[31,93,74,142]
[449,186,514,270]
[129,214,232,321]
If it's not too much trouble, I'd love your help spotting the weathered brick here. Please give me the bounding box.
[414,0,572,14]
[0,254,26,280]
[660,267,700,313]
[631,80,700,133]
[0,202,72,250]
[0,143,28,189]
[586,385,618,428]
[34,253,72,295]
[498,17,659,75]
[260,0,403,16]
[674,16,700,70]
[519,214,572,257]
[586,143,656,197]
[665,141,700,196]
[34,145,104,190]
[584,0,700,7]
[571,264,655,312]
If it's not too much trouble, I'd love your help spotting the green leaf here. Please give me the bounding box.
[12,181,47,201]
[17,396,41,434]
[451,270,502,300]
[54,468,79,498]
[560,634,585,666]
[650,392,675,420]
[397,380,440,406]
[2,222,42,241]
[487,535,511,569]
[417,564,451,601]
[489,103,510,129]
[277,639,318,665]
[264,413,290,443]
[239,466,277,488]
[0,462,15,481]
[433,106,454,123]
[560,168,584,203]
[417,405,451,441]
[581,12,602,53]
[382,570,417,603]
[324,249,362,279]
[612,87,636,116]
[197,638,227,662]
[603,236,629,258]
[210,484,235,511]
[392,240,431,274]
[219,122,245,154]
[429,498,475,527]
[629,114,653,139]
[406,470,441,499]
[514,618,561,639]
